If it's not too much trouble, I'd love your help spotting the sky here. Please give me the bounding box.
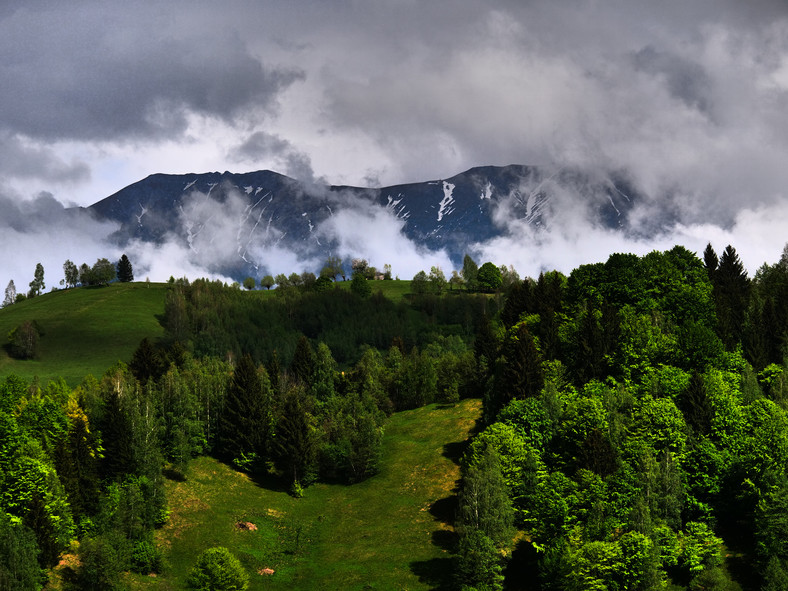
[2,0,788,288]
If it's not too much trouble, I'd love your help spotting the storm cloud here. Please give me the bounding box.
[2,0,788,287]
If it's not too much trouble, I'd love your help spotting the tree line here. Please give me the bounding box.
[3,255,134,308]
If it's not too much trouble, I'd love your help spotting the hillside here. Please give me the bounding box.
[118,399,481,590]
[0,282,167,386]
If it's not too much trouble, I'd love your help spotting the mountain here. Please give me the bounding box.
[86,164,639,279]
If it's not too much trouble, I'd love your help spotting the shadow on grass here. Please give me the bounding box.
[430,496,458,526]
[442,440,468,465]
[162,467,187,482]
[409,556,455,591]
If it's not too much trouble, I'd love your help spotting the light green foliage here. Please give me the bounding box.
[563,531,662,591]
[680,521,723,574]
[428,266,447,294]
[497,397,552,450]
[457,445,515,548]
[630,397,687,458]
[465,423,532,500]
[477,262,503,292]
[187,546,249,591]
[531,470,577,546]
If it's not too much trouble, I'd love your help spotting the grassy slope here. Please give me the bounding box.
[133,398,481,591]
[0,283,167,386]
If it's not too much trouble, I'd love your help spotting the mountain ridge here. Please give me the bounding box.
[84,164,639,279]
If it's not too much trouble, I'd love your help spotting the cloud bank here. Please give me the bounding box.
[1,0,787,287]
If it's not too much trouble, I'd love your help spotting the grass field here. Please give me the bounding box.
[0,283,168,386]
[126,398,481,591]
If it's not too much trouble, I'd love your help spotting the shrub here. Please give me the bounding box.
[187,546,249,591]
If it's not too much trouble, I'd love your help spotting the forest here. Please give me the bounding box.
[2,242,788,590]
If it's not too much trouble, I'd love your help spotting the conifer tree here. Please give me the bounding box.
[714,244,750,348]
[273,388,317,487]
[116,254,134,282]
[218,355,271,467]
[703,242,718,280]
[290,335,315,386]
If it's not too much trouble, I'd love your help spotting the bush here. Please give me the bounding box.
[131,539,165,574]
[8,320,40,359]
[187,546,249,591]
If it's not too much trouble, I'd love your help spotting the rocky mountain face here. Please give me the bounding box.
[86,164,638,279]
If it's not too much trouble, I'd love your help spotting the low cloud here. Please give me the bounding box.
[230,131,317,184]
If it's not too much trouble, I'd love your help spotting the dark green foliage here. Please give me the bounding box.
[763,556,788,591]
[290,335,315,386]
[8,320,40,360]
[187,546,248,591]
[462,254,479,292]
[455,530,505,591]
[75,534,127,591]
[116,254,133,283]
[712,245,750,349]
[679,372,713,437]
[0,513,44,591]
[28,263,45,297]
[273,388,318,486]
[217,355,272,468]
[350,272,371,298]
[129,337,165,385]
[80,258,116,286]
[241,276,255,290]
[704,242,719,279]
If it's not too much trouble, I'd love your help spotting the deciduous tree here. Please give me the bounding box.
[63,259,79,288]
[28,263,44,297]
[3,279,16,307]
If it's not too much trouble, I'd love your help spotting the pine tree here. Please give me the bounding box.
[116,254,134,282]
[714,244,750,349]
[703,242,718,280]
[290,335,315,386]
[273,388,317,487]
[217,355,272,467]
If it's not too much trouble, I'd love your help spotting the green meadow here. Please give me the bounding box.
[0,282,167,386]
[127,398,480,591]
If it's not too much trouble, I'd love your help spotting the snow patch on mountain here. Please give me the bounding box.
[437,181,455,221]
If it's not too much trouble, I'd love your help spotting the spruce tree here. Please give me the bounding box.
[116,254,134,282]
[290,335,315,386]
[218,355,271,467]
[714,244,750,349]
[703,243,718,280]
[273,388,317,487]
